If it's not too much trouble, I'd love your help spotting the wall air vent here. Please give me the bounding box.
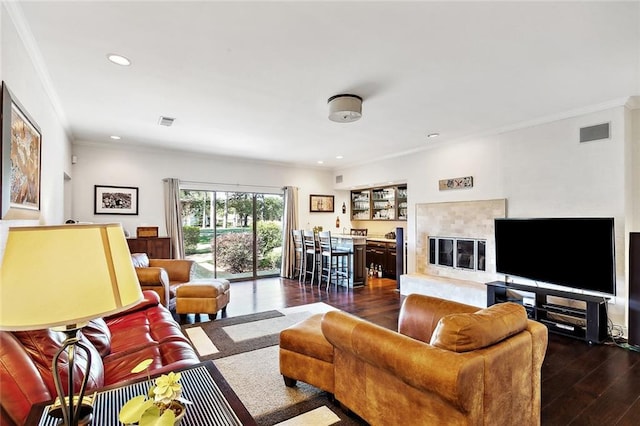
[579,122,610,143]
[158,116,176,127]
[335,175,343,184]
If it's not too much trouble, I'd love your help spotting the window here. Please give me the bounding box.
[428,236,486,271]
[180,189,284,280]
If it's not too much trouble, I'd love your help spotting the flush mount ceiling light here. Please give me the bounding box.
[107,53,131,66]
[158,116,176,127]
[328,94,362,123]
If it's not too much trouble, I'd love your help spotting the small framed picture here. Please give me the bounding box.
[94,185,139,215]
[310,194,334,213]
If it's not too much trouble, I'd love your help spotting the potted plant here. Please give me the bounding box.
[118,359,191,426]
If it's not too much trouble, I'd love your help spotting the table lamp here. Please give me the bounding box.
[0,223,143,426]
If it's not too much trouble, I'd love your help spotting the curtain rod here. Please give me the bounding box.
[164,178,284,191]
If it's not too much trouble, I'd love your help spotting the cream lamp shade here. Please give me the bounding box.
[0,223,143,331]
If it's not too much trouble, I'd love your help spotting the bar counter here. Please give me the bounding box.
[331,234,367,287]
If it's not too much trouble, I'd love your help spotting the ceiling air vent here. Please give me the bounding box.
[335,175,343,184]
[579,122,610,143]
[158,116,176,127]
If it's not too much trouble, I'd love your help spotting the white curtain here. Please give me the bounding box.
[280,186,299,278]
[163,178,185,259]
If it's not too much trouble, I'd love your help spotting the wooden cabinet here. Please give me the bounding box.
[386,242,397,278]
[351,185,407,221]
[366,240,396,278]
[351,190,371,220]
[396,186,408,220]
[127,237,171,259]
[366,241,385,270]
[371,187,395,220]
[352,243,367,285]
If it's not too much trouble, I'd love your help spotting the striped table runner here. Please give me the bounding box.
[37,365,242,426]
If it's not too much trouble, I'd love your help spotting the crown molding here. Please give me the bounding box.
[4,1,72,138]
[625,96,640,110]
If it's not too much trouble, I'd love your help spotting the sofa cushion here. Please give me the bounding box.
[430,302,528,352]
[81,318,112,358]
[131,252,150,268]
[102,341,199,386]
[11,329,105,395]
[105,304,191,354]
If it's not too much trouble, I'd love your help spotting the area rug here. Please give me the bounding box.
[181,303,367,426]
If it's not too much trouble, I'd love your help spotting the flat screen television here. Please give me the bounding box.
[494,217,616,295]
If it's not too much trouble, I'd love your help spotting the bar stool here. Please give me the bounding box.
[318,231,350,289]
[302,230,320,286]
[291,229,304,282]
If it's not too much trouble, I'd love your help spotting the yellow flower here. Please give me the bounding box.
[153,372,182,405]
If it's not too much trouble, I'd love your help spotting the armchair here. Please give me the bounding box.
[130,253,194,309]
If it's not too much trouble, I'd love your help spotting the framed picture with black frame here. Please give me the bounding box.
[309,194,334,213]
[94,185,139,215]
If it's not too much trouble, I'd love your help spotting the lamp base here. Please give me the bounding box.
[49,403,93,426]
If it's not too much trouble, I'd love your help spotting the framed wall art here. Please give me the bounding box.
[94,185,139,215]
[438,176,473,191]
[1,81,42,219]
[310,194,334,213]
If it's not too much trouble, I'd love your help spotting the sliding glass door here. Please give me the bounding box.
[180,188,283,280]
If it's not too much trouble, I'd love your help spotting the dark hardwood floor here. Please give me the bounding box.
[186,276,640,425]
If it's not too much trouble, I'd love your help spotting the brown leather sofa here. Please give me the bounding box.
[131,253,194,309]
[281,294,548,425]
[0,291,199,426]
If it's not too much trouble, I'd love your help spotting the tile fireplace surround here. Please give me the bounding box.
[401,199,506,306]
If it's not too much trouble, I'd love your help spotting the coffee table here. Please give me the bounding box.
[26,361,257,426]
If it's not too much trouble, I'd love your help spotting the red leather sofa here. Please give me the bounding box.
[0,291,199,426]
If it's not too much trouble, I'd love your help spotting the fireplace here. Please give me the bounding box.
[416,199,506,283]
[429,237,486,271]
[400,199,506,307]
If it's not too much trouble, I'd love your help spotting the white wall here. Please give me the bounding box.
[69,143,345,237]
[0,4,73,259]
[336,105,631,330]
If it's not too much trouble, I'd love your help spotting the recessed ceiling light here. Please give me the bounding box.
[317,160,324,164]
[427,133,440,138]
[336,155,343,159]
[110,135,121,140]
[107,54,131,66]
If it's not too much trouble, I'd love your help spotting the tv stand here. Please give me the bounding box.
[485,281,609,344]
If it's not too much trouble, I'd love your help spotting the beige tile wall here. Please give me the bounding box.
[415,199,506,283]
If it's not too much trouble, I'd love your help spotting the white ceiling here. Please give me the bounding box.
[9,1,640,169]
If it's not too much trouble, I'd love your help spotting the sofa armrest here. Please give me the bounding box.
[321,310,483,412]
[149,259,194,282]
[135,266,169,285]
[0,332,54,426]
[134,267,170,307]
